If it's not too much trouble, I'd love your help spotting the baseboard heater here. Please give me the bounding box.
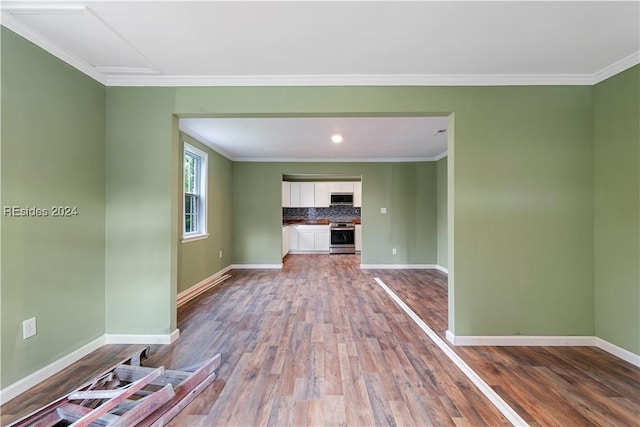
[177,274,231,307]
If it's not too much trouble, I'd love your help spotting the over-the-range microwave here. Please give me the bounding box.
[330,192,354,206]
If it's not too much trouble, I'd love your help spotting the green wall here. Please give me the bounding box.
[178,133,233,293]
[105,88,178,335]
[593,65,640,355]
[6,24,637,392]
[105,84,595,339]
[1,28,106,387]
[437,157,448,269]
[232,162,437,265]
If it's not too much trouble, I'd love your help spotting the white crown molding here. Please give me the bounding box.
[106,73,598,87]
[1,9,107,85]
[234,156,442,163]
[179,125,237,160]
[592,51,640,84]
[433,151,448,161]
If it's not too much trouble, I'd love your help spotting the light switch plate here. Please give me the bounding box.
[23,317,36,339]
[381,207,387,214]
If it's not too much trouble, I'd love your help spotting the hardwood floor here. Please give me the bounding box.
[374,268,640,427]
[2,255,639,426]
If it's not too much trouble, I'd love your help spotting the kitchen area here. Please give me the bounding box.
[282,178,362,257]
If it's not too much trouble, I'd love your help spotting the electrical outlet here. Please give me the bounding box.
[381,207,387,214]
[23,317,36,339]
[219,250,223,258]
[392,248,397,255]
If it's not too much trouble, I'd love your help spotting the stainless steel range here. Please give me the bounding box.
[329,222,356,254]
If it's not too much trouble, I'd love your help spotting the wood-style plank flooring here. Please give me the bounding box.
[2,255,639,426]
[374,268,640,427]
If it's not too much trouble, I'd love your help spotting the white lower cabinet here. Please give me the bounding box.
[315,230,330,251]
[287,225,330,253]
[297,229,316,251]
[355,224,362,251]
[282,226,290,258]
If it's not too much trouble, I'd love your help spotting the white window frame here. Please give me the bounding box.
[182,143,208,242]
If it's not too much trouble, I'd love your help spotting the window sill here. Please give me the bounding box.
[182,233,209,243]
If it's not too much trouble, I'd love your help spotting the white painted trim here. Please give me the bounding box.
[360,264,440,269]
[177,265,233,307]
[104,329,180,345]
[0,335,106,405]
[0,9,107,85]
[595,337,640,368]
[445,333,594,347]
[180,125,235,161]
[435,265,449,274]
[433,150,448,161]
[232,156,443,163]
[181,233,209,243]
[374,278,529,426]
[288,250,330,255]
[592,51,640,84]
[183,142,209,240]
[231,264,283,269]
[106,73,598,87]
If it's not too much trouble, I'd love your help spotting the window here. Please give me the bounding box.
[183,143,208,241]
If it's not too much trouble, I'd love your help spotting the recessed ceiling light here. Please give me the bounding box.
[331,134,343,143]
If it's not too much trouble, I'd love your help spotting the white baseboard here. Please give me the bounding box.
[231,264,282,269]
[360,264,440,269]
[104,329,180,345]
[595,337,640,368]
[0,335,106,405]
[445,332,594,347]
[435,265,449,274]
[177,265,232,307]
[446,332,640,367]
[287,251,329,255]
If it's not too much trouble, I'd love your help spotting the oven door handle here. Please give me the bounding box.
[331,227,355,231]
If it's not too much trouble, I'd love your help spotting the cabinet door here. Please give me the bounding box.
[282,227,288,257]
[340,182,354,192]
[314,182,330,207]
[353,182,362,207]
[300,182,315,207]
[355,225,362,251]
[282,181,291,207]
[315,230,330,251]
[290,182,301,207]
[289,227,298,250]
[298,230,315,251]
[328,182,341,193]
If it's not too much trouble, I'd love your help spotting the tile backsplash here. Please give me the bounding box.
[283,206,361,222]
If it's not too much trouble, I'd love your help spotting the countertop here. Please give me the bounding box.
[283,218,361,226]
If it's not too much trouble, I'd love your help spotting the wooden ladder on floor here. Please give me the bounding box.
[8,347,221,427]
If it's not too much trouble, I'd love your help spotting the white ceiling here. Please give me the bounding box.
[1,1,638,86]
[2,1,638,161]
[180,116,449,161]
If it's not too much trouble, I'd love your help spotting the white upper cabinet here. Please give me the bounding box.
[299,182,315,207]
[353,182,362,207]
[288,181,361,207]
[328,182,341,193]
[290,182,301,207]
[282,181,291,207]
[328,182,355,193]
[314,182,330,207]
[340,182,354,193]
